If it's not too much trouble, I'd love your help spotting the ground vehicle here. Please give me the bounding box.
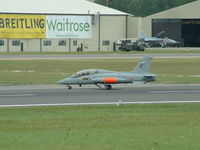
[117,38,145,51]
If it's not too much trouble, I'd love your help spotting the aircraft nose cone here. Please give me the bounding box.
[57,78,77,85]
[57,79,66,84]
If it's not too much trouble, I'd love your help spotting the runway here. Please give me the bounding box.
[0,53,200,60]
[0,84,200,107]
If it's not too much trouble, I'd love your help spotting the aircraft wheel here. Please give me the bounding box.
[67,85,72,90]
[105,84,112,90]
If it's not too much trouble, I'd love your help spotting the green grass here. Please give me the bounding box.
[1,104,200,150]
[153,58,200,84]
[0,58,200,85]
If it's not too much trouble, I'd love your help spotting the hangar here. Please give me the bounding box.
[1,0,200,52]
[0,0,137,52]
[142,0,200,47]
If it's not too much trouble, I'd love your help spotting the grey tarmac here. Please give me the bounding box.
[0,53,200,60]
[0,84,200,107]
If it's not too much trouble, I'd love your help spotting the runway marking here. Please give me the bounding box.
[0,84,200,91]
[150,90,200,94]
[149,90,200,94]
[0,94,36,97]
[1,55,200,60]
[1,100,200,108]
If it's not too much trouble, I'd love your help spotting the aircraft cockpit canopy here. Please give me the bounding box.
[71,69,98,78]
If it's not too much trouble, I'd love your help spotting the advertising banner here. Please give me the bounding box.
[46,15,92,38]
[0,14,46,38]
[0,14,92,39]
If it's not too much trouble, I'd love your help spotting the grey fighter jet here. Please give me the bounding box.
[140,32,178,47]
[57,56,156,90]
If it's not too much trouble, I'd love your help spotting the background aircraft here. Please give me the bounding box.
[57,56,156,90]
[140,31,178,47]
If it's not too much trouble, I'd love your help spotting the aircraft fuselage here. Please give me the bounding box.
[57,56,156,90]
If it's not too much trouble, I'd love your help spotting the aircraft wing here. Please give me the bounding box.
[144,37,163,42]
[92,77,132,84]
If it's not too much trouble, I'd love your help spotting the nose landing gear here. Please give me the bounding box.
[67,85,72,90]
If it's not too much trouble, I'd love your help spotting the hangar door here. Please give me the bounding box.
[152,19,200,47]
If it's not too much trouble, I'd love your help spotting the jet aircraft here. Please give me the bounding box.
[57,56,156,90]
[140,32,178,47]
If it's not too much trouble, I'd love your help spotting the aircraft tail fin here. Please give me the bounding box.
[131,56,153,74]
[156,31,165,38]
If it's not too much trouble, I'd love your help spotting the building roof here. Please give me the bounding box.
[0,0,129,15]
[145,0,200,18]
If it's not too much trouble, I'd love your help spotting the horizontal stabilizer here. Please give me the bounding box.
[143,74,157,82]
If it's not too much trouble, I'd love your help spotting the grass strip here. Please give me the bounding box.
[0,58,200,85]
[0,103,200,150]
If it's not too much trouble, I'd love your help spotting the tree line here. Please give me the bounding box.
[95,0,196,17]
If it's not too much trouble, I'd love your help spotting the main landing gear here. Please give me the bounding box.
[95,84,112,90]
[105,84,112,90]
[67,84,112,90]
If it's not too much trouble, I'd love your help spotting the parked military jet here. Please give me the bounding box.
[57,56,156,90]
[140,32,178,47]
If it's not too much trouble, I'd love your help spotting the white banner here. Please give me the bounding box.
[46,15,92,38]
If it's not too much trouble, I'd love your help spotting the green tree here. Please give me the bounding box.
[95,0,196,16]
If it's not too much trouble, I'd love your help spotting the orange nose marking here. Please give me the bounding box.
[103,78,117,83]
